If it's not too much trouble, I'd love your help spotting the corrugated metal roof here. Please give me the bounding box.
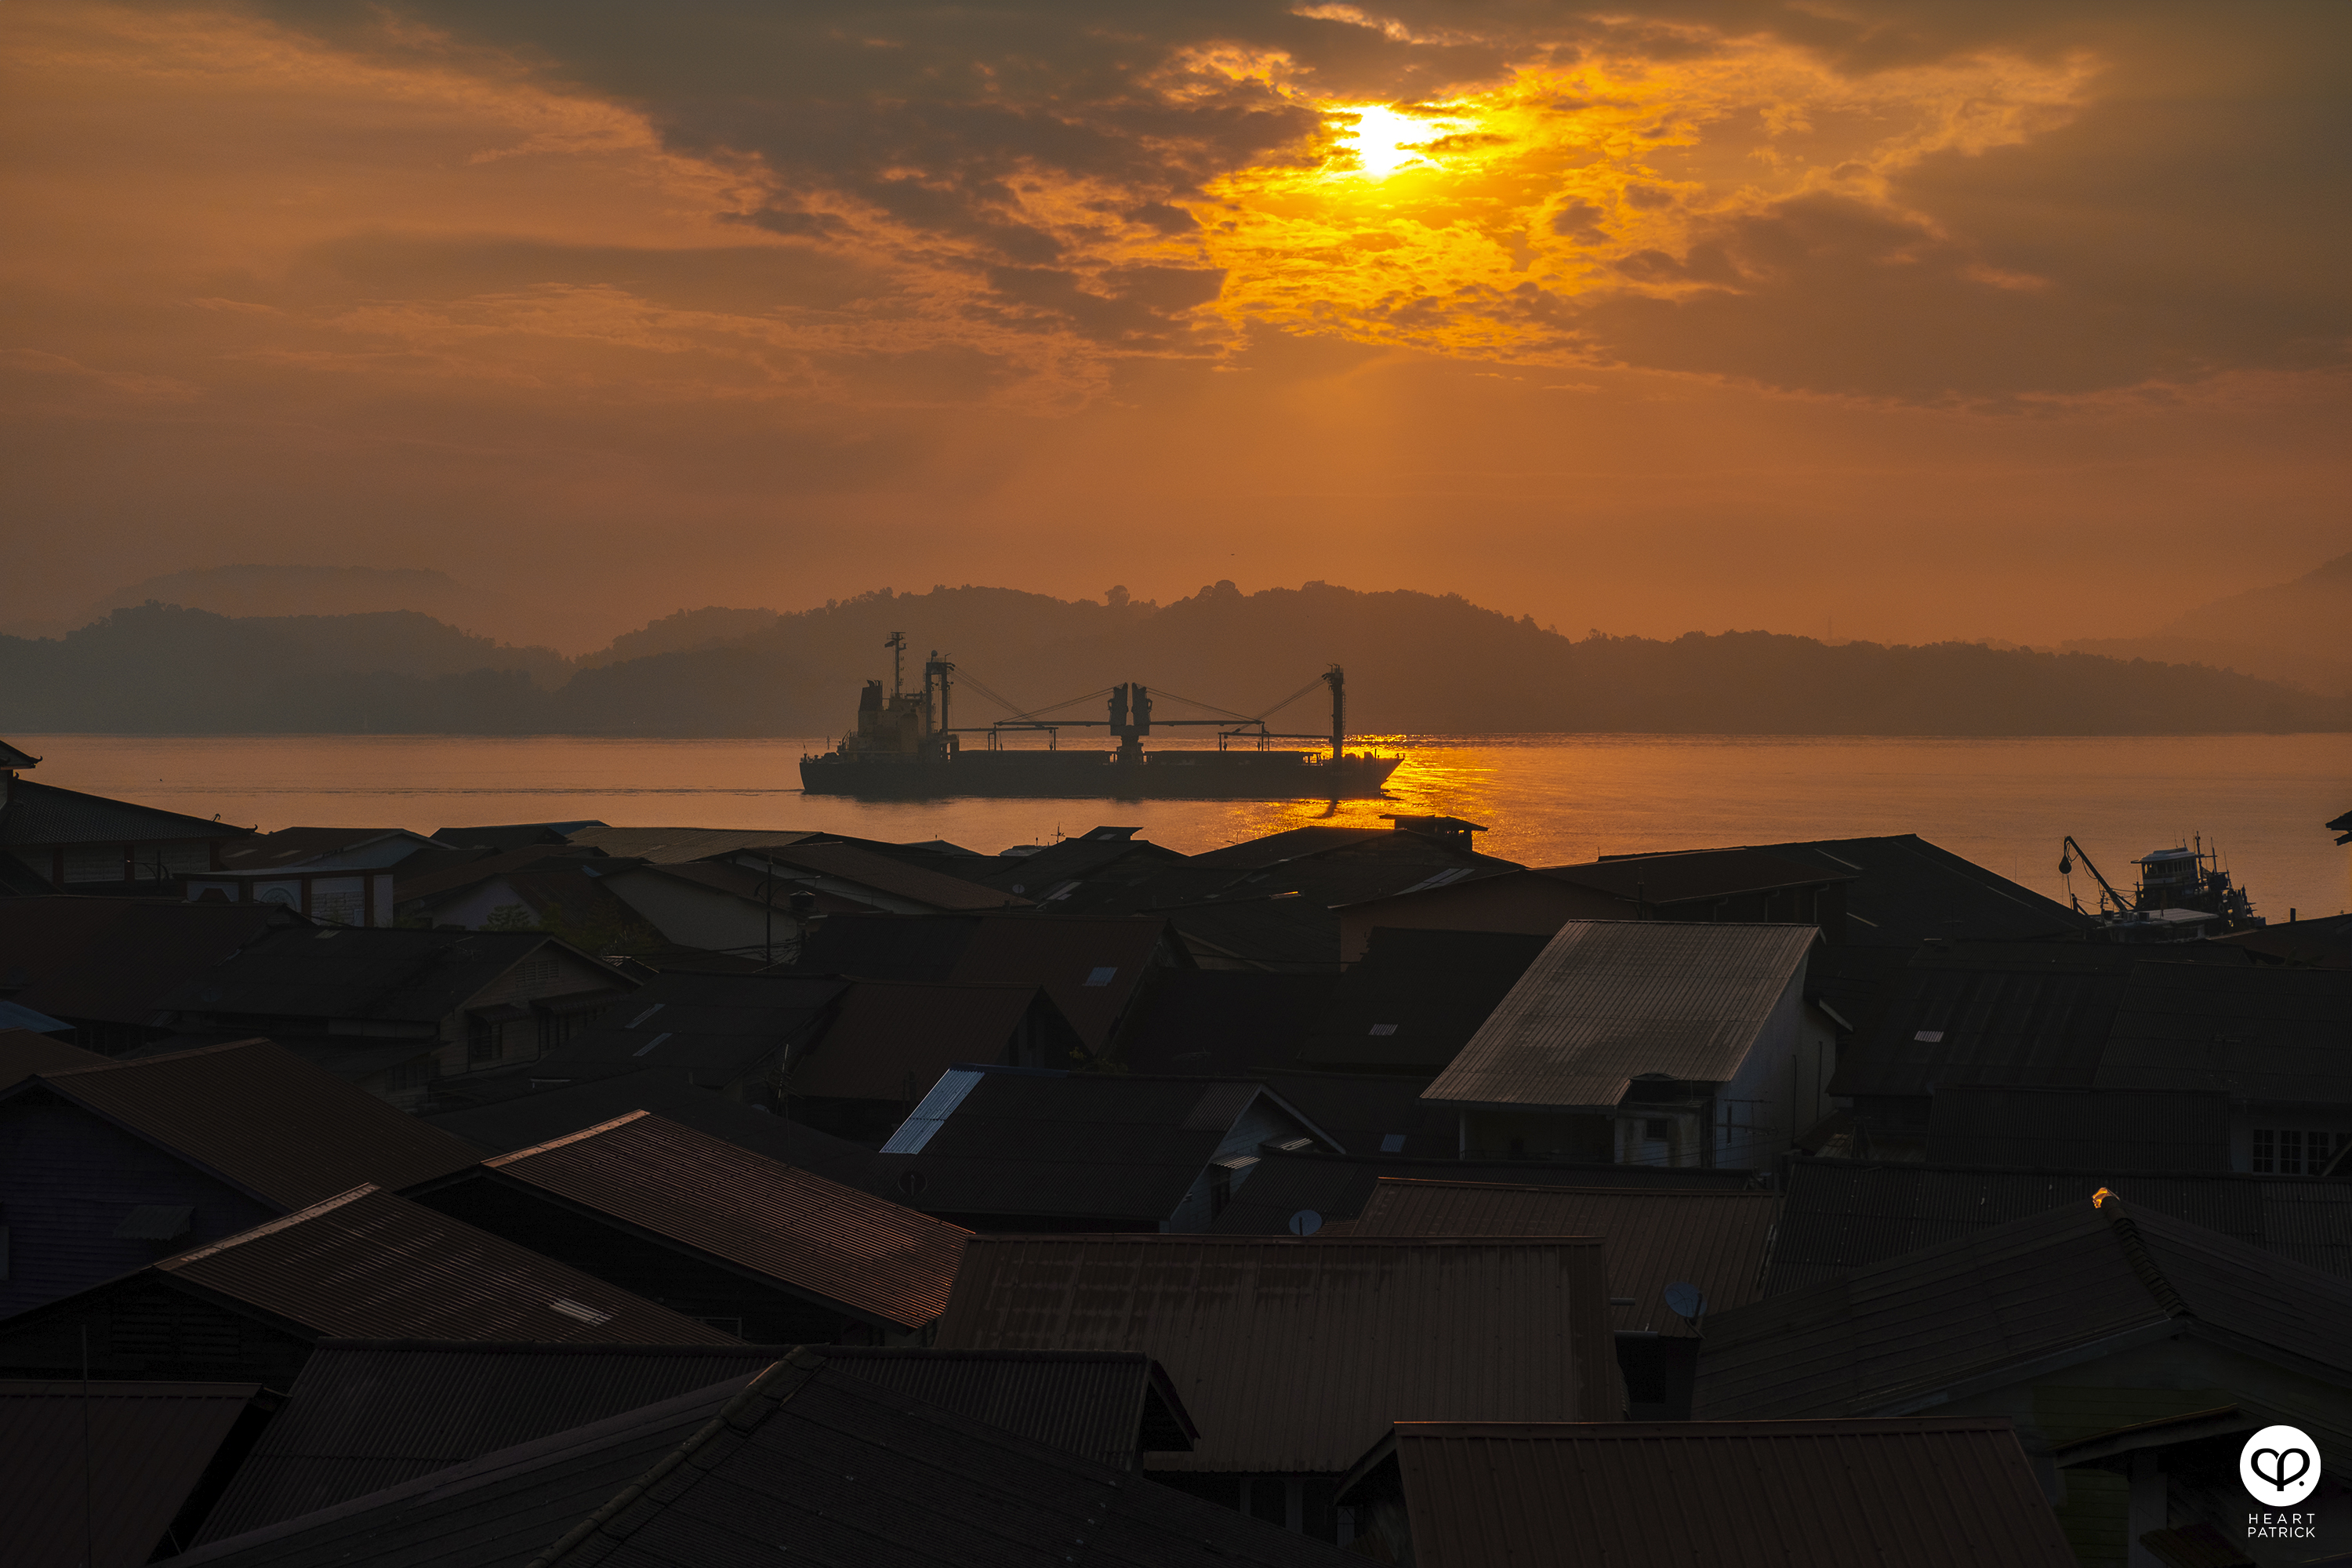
[391,846,606,904]
[815,1347,1197,1468]
[0,1378,266,1568]
[1344,1418,2074,1568]
[786,980,1061,1101]
[1766,1157,2352,1291]
[1827,944,2147,1098]
[2100,964,2352,1102]
[0,778,255,847]
[155,1185,739,1345]
[1423,921,1817,1110]
[194,1341,784,1544]
[1924,1083,2233,1171]
[16,1038,479,1210]
[756,840,1014,913]
[936,1235,1613,1473]
[1347,1179,1780,1336]
[0,898,287,1027]
[870,1073,1333,1223]
[1294,928,1548,1072]
[477,1111,968,1329]
[1544,848,1851,905]
[944,916,1169,1051]
[1117,970,1340,1076]
[563,826,822,864]
[173,1352,1356,1568]
[156,926,631,1027]
[1208,1148,1764,1236]
[1655,835,2092,946]
[522,972,844,1083]
[1700,1200,2352,1446]
[0,1028,111,1084]
[1251,1070,1458,1160]
[219,829,435,871]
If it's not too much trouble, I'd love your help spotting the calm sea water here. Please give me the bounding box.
[19,732,2352,919]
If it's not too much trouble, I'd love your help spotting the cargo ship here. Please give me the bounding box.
[798,635,1402,800]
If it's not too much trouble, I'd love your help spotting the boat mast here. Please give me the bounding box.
[885,630,906,699]
[1324,665,1345,760]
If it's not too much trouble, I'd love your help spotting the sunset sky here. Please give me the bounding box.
[6,0,2347,654]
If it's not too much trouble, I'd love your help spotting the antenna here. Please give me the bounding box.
[884,630,906,698]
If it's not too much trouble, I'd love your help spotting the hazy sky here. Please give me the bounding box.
[7,0,2347,653]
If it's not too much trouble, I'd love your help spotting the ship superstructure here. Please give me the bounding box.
[2057,834,2264,942]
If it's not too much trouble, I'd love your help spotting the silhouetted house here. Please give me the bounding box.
[1292,927,1550,1073]
[1691,834,2093,946]
[0,1185,733,1387]
[2334,806,2352,847]
[1207,1145,1763,1238]
[937,1235,1613,1541]
[1,1377,278,1566]
[432,819,605,851]
[1698,1200,2352,1556]
[194,1341,1196,1547]
[965,824,1191,901]
[1829,945,2352,1168]
[0,898,291,1054]
[388,844,625,932]
[462,972,848,1110]
[0,740,255,895]
[1334,848,1851,963]
[1421,921,1828,1166]
[797,912,1188,1057]
[421,1066,890,1194]
[185,827,448,927]
[1340,1178,1782,1419]
[176,1348,1351,1568]
[1335,1418,2075,1568]
[1923,1083,2235,1171]
[782,978,1087,1141]
[1763,1157,2352,1292]
[0,1037,480,1317]
[1114,970,1339,1076]
[151,925,636,1106]
[406,1110,970,1344]
[871,1068,1339,1231]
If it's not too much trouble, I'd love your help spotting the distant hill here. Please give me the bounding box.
[573,606,782,670]
[2,583,2343,736]
[59,564,489,630]
[2063,550,2352,696]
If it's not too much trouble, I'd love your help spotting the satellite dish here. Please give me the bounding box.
[1664,1282,1707,1321]
[1287,1210,1323,1236]
[898,1171,927,1199]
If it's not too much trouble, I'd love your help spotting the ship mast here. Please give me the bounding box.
[1324,665,1345,760]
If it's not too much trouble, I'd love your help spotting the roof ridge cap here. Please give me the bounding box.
[485,1109,649,1167]
[2105,1207,2192,1318]
[160,1183,379,1269]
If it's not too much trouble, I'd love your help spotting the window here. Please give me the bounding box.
[468,1018,503,1063]
[2253,1127,2348,1177]
[1643,1119,1672,1142]
[1083,966,1119,987]
[1379,1134,1406,1153]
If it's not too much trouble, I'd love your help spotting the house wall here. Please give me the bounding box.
[0,1094,278,1319]
[1164,1094,1322,1232]
[1458,1108,1615,1162]
[0,1277,312,1386]
[599,869,795,958]
[1712,962,1814,1168]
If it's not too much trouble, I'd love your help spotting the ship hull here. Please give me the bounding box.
[799,750,1401,800]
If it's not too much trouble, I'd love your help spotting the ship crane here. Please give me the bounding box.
[946,666,1356,761]
[2057,836,2130,915]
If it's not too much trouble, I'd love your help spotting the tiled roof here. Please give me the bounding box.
[154,1186,739,1345]
[1,1378,269,1568]
[10,1038,480,1208]
[1346,1178,1781,1336]
[1765,1156,2352,1290]
[174,1352,1356,1568]
[0,778,255,846]
[1339,1418,2074,1568]
[475,1112,969,1329]
[1423,921,1818,1110]
[937,1236,1613,1473]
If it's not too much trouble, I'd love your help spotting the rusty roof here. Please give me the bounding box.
[1338,1418,2074,1568]
[8,1038,480,1209]
[172,1352,1356,1568]
[155,1185,737,1345]
[0,1378,269,1568]
[0,897,288,1026]
[1698,1200,2352,1447]
[936,1235,1613,1473]
[474,1111,968,1329]
[786,979,1069,1101]
[1423,920,1818,1111]
[1345,1179,1780,1337]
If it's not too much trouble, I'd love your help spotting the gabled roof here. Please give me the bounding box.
[1548,848,1850,905]
[943,916,1171,1051]
[432,821,604,851]
[1678,834,2092,946]
[1,1378,270,1568]
[1207,1147,1764,1236]
[1423,921,1818,1111]
[0,738,39,770]
[147,1186,735,1345]
[1192,825,1514,873]
[1250,1070,1457,1160]
[1338,1418,2074,1568]
[1925,1083,2234,1171]
[872,1069,1335,1223]
[466,1111,969,1330]
[1116,970,1339,1076]
[1295,927,1548,1071]
[1764,1157,2352,1293]
[808,1346,1198,1468]
[938,1236,1613,1473]
[1699,1200,2352,1445]
[786,980,1070,1101]
[157,926,632,1025]
[421,1069,889,1195]
[0,898,288,1026]
[218,828,441,872]
[521,972,845,1085]
[194,1342,780,1546]
[0,777,254,847]
[1345,1179,1780,1337]
[2,1038,479,1208]
[174,1351,1354,1568]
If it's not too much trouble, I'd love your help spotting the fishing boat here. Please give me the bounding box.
[797,633,1403,800]
[2058,834,2265,942]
